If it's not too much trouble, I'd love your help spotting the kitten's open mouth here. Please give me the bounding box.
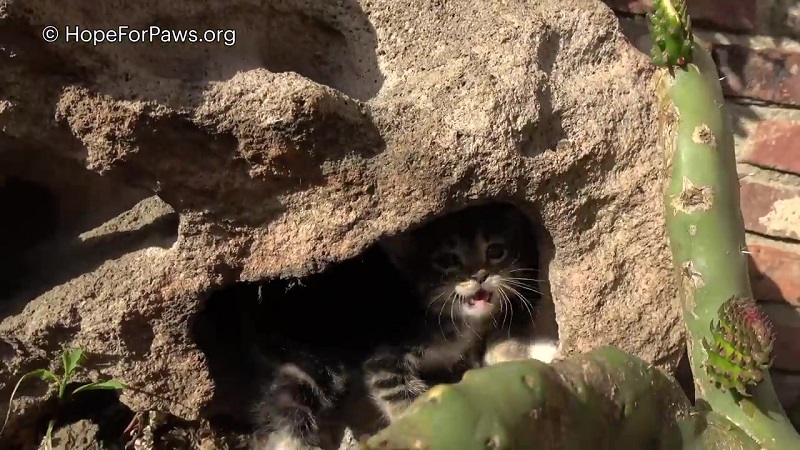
[468,289,492,308]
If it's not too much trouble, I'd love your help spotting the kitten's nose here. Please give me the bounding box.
[471,269,488,283]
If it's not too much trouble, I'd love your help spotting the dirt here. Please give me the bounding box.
[45,415,249,450]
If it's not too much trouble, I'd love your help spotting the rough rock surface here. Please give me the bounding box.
[0,0,684,446]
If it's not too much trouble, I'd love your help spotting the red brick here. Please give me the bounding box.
[602,0,799,38]
[739,181,800,241]
[712,44,800,106]
[752,2,800,40]
[748,244,800,305]
[602,0,757,33]
[743,120,800,175]
[761,303,800,371]
[772,370,800,412]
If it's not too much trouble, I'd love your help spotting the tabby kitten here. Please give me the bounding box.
[366,202,559,422]
[250,203,557,450]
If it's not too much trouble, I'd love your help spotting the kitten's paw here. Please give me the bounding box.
[527,340,561,364]
[364,349,428,422]
[484,339,562,365]
[380,378,428,421]
[369,376,428,422]
[251,431,323,450]
[483,339,531,365]
[380,399,415,422]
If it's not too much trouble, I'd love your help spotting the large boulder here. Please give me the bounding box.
[0,0,683,446]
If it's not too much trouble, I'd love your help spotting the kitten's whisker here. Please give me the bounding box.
[497,291,508,331]
[449,292,459,335]
[505,275,547,283]
[436,292,450,340]
[503,281,546,297]
[498,289,513,332]
[501,283,535,325]
[501,292,513,339]
[507,268,543,274]
[502,279,550,299]
[439,290,456,341]
[502,280,539,291]
[427,291,447,309]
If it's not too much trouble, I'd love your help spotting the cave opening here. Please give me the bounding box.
[675,350,695,404]
[191,201,558,442]
[0,176,60,299]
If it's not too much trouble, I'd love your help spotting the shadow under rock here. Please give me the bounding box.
[0,176,61,299]
[0,208,178,322]
[0,148,157,299]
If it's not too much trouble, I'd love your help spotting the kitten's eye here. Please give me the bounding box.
[485,243,506,262]
[432,252,460,271]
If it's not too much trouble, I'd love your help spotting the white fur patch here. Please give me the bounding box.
[253,432,321,450]
[482,274,502,291]
[483,338,561,366]
[454,279,480,297]
[527,340,560,363]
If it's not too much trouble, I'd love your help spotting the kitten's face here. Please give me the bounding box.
[382,204,541,328]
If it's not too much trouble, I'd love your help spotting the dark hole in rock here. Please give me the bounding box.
[0,151,171,314]
[675,349,695,404]
[192,201,557,445]
[192,244,419,432]
[0,176,60,297]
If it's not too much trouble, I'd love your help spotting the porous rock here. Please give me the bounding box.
[0,0,683,445]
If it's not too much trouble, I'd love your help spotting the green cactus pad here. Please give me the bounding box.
[701,296,775,396]
[363,347,693,450]
[648,0,693,67]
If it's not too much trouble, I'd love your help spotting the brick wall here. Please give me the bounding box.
[603,0,800,425]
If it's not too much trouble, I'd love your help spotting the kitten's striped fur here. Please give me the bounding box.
[251,353,347,449]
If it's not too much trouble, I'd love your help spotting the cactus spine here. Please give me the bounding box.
[648,0,692,67]
[653,0,800,447]
[702,296,776,396]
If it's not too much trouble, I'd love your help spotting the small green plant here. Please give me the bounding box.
[0,348,125,450]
